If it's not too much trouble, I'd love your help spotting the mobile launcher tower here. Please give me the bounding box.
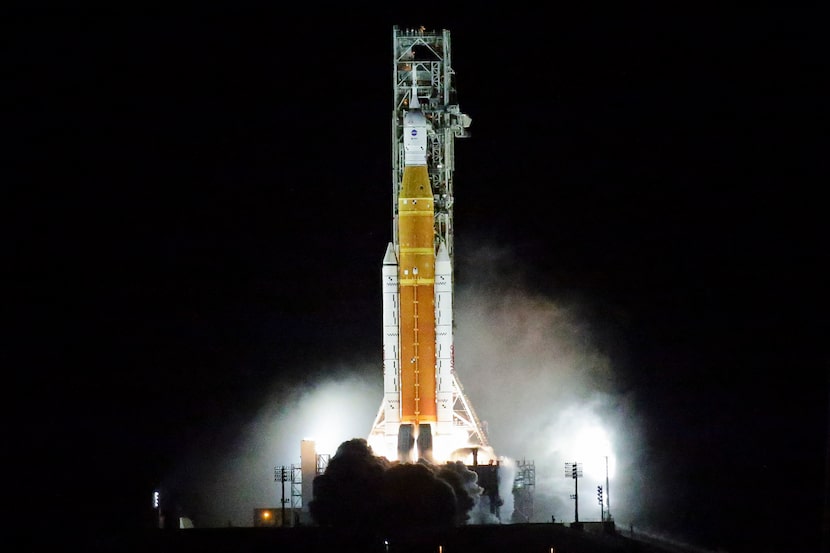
[367,26,502,514]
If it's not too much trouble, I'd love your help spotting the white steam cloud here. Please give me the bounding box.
[452,243,646,527]
[164,371,381,527]
[168,241,648,531]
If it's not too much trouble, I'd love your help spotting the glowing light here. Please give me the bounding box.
[368,426,496,466]
[431,427,478,463]
[298,383,380,456]
[573,424,615,479]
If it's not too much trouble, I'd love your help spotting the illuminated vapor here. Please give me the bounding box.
[167,239,649,531]
[451,241,647,526]
[164,372,381,528]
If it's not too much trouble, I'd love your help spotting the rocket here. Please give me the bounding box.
[369,26,488,468]
[381,81,456,463]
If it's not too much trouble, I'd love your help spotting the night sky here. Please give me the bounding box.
[9,7,827,553]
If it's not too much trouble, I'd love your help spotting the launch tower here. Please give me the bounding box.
[368,26,490,467]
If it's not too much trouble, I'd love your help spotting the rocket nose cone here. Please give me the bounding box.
[383,242,398,265]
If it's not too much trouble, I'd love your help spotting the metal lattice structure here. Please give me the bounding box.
[289,453,330,513]
[390,25,471,260]
[289,465,302,512]
[512,459,536,523]
[316,453,330,475]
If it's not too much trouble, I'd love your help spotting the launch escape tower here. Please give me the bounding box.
[369,26,488,460]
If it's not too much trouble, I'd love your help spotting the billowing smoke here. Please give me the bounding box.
[308,438,391,530]
[161,370,382,527]
[436,460,482,525]
[164,239,648,533]
[452,241,646,527]
[309,438,488,531]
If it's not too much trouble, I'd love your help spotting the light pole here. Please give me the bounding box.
[153,490,161,529]
[605,455,612,522]
[275,466,289,526]
[565,462,582,523]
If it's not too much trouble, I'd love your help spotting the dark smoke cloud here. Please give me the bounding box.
[309,439,484,532]
[379,463,456,529]
[435,461,481,525]
[308,438,390,530]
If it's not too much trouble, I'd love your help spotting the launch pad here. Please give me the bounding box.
[268,27,539,528]
[361,26,515,521]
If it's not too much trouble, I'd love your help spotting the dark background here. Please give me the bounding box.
[8,6,826,552]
